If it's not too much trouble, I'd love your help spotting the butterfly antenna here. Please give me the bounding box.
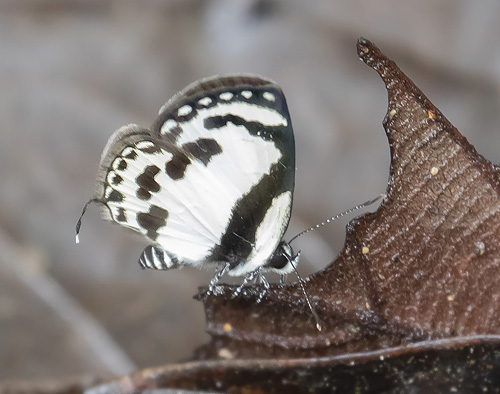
[288,194,386,245]
[288,253,322,331]
[75,198,99,244]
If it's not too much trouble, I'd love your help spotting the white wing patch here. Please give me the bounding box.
[219,92,233,101]
[241,90,252,99]
[198,97,212,106]
[263,92,276,102]
[178,105,193,117]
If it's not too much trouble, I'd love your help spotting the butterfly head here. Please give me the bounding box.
[266,241,299,275]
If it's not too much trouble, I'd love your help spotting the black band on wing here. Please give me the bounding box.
[208,163,288,267]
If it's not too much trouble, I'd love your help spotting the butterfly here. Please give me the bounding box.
[77,74,389,331]
[79,75,301,284]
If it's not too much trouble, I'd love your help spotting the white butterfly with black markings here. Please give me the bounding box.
[77,74,387,331]
[78,75,300,283]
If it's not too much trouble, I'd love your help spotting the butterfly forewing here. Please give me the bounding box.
[95,75,295,275]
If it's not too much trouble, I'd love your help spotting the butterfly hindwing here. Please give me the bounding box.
[95,75,295,275]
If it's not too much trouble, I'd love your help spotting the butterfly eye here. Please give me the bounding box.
[268,248,290,270]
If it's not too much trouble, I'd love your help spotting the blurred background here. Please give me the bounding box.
[1,0,500,381]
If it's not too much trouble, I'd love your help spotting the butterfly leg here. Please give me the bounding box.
[279,274,287,285]
[207,263,230,295]
[256,269,270,303]
[231,270,257,298]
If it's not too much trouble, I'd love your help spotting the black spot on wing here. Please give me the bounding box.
[204,116,228,131]
[150,205,168,219]
[107,189,124,202]
[136,165,161,200]
[111,174,123,185]
[182,138,222,165]
[137,205,169,241]
[164,138,221,180]
[166,152,191,180]
[124,150,138,160]
[137,189,150,201]
[116,207,127,222]
[169,126,183,139]
[117,159,128,171]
